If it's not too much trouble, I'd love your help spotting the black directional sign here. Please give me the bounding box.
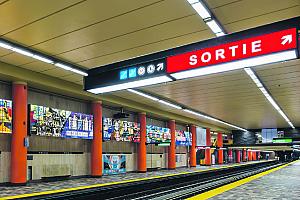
[84,58,168,91]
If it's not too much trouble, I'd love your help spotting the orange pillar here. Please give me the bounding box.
[190,125,196,167]
[138,113,147,172]
[217,132,223,148]
[253,151,257,161]
[243,149,247,162]
[91,101,103,177]
[168,120,176,169]
[248,150,252,161]
[236,150,241,163]
[11,82,28,185]
[206,128,211,146]
[218,149,223,164]
[205,147,211,165]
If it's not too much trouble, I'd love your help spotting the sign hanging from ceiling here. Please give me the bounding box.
[84,17,300,94]
[85,59,171,94]
[167,28,297,73]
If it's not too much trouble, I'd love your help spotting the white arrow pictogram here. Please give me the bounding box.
[281,34,292,45]
[156,63,164,71]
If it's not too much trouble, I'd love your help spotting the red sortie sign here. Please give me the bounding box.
[167,28,297,73]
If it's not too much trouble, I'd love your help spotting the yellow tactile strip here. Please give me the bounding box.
[187,160,298,200]
[0,160,272,200]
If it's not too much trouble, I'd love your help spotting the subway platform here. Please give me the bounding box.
[0,160,267,199]
[208,160,300,200]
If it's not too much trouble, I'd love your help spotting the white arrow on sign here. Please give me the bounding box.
[281,34,292,45]
[156,63,164,71]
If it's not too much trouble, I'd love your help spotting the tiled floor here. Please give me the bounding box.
[0,160,264,198]
[210,160,300,200]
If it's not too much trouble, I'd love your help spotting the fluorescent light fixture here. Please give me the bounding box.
[0,41,13,49]
[0,40,88,77]
[216,32,225,37]
[32,55,54,64]
[171,50,297,80]
[206,20,223,34]
[12,47,33,57]
[87,75,172,94]
[187,0,199,4]
[158,100,182,109]
[54,63,88,76]
[244,67,295,129]
[55,63,73,71]
[127,89,159,101]
[190,1,211,19]
[127,89,183,110]
[183,109,247,131]
[70,68,88,76]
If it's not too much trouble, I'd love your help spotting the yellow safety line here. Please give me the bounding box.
[0,160,270,200]
[187,160,299,200]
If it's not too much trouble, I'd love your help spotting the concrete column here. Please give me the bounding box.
[248,150,252,161]
[242,149,247,162]
[190,125,196,167]
[91,101,103,177]
[168,120,176,169]
[138,113,147,172]
[236,150,241,163]
[205,147,211,165]
[218,149,223,164]
[11,82,28,185]
[217,132,223,148]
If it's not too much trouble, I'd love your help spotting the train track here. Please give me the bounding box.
[27,160,284,200]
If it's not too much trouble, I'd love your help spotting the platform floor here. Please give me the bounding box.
[0,160,266,198]
[210,160,300,200]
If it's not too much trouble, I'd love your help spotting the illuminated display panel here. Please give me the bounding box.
[0,99,12,134]
[103,155,126,175]
[29,104,93,139]
[176,130,191,146]
[103,118,140,142]
[146,125,171,144]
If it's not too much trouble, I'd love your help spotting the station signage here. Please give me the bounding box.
[84,17,300,93]
[119,61,165,81]
[167,28,297,73]
[84,58,169,93]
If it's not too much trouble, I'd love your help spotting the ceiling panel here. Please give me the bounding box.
[223,6,300,33]
[0,52,35,66]
[254,59,300,127]
[114,69,290,129]
[4,0,163,47]
[0,0,83,35]
[32,0,198,55]
[0,48,11,56]
[62,73,83,84]
[208,0,299,33]
[78,29,212,68]
[59,15,209,66]
[19,62,55,72]
[39,67,74,77]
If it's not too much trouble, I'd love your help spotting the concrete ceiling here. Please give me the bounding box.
[0,0,299,130]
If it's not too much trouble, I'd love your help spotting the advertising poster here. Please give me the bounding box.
[103,118,140,142]
[103,155,126,175]
[29,104,93,139]
[0,99,12,134]
[175,130,192,146]
[146,125,171,144]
